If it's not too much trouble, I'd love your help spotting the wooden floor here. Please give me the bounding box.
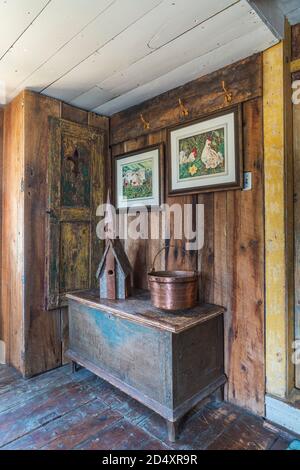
[0,364,296,450]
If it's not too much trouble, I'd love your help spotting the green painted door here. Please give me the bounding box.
[45,118,105,310]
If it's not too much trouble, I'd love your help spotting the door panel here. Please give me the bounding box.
[46,118,105,310]
[60,222,90,292]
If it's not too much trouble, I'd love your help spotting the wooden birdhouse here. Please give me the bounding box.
[96,239,132,300]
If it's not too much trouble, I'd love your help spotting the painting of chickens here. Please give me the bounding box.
[168,107,241,194]
[178,127,225,180]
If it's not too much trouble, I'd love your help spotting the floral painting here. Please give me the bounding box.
[115,146,162,209]
[178,128,225,180]
[168,108,241,194]
[122,158,153,200]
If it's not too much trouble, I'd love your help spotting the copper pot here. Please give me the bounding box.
[148,247,199,311]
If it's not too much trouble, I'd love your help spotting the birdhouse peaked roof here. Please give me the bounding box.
[96,239,132,279]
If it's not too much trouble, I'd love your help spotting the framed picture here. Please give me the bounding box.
[114,144,164,210]
[167,106,242,195]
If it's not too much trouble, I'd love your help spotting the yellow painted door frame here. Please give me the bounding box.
[263,21,295,399]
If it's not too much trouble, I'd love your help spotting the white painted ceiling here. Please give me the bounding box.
[0,0,282,115]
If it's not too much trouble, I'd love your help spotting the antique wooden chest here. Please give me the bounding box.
[66,289,226,441]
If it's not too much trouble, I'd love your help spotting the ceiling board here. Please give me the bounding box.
[92,2,266,110]
[0,0,49,59]
[0,0,281,112]
[93,23,275,116]
[43,0,236,103]
[70,86,115,110]
[6,0,164,102]
[0,0,115,100]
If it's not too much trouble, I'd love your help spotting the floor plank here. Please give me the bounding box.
[3,400,115,450]
[206,413,278,450]
[139,400,239,450]
[0,364,297,450]
[74,417,165,450]
[0,379,98,447]
[0,366,92,413]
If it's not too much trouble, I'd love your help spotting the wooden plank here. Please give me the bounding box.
[284,22,295,395]
[23,91,62,377]
[3,400,118,450]
[248,0,284,39]
[0,0,114,100]
[17,0,162,101]
[0,363,294,450]
[42,0,237,103]
[206,413,278,450]
[110,54,262,145]
[227,99,265,415]
[91,380,155,426]
[108,59,265,415]
[290,58,300,74]
[0,0,49,58]
[95,24,274,116]
[0,365,90,414]
[74,417,158,450]
[0,379,98,447]
[67,290,225,334]
[294,86,300,389]
[198,194,214,304]
[1,92,25,372]
[292,23,300,61]
[61,102,88,125]
[96,1,270,104]
[264,39,293,398]
[140,400,238,450]
[88,113,109,132]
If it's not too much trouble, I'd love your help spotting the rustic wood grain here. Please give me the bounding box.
[198,193,214,304]
[224,99,265,415]
[109,54,264,414]
[23,91,62,377]
[292,23,300,61]
[1,92,25,372]
[61,102,88,125]
[110,54,262,146]
[206,413,278,450]
[294,97,300,389]
[0,364,294,450]
[67,289,225,333]
[2,90,109,376]
[0,379,98,447]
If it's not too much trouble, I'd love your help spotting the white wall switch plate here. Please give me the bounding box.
[243,172,252,191]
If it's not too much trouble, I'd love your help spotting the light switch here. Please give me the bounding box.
[243,172,252,191]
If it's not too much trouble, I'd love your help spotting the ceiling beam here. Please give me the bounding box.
[246,0,285,39]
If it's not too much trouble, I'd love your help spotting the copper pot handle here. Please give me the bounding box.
[150,245,199,275]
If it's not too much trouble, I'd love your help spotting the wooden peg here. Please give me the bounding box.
[221,80,233,104]
[178,98,189,117]
[140,114,150,130]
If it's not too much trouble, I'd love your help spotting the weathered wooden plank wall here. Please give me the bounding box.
[1,94,25,371]
[292,23,300,61]
[1,92,109,377]
[110,54,265,415]
[292,23,300,389]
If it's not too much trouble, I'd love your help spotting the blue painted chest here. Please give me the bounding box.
[66,289,226,441]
